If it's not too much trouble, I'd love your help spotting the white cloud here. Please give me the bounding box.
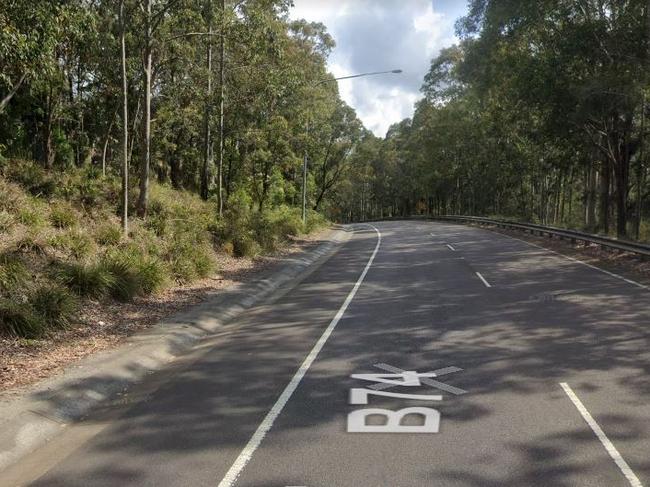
[290,0,460,137]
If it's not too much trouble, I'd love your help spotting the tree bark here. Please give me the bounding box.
[217,0,225,215]
[120,0,129,235]
[102,111,117,177]
[137,0,152,217]
[200,18,213,201]
[598,160,610,234]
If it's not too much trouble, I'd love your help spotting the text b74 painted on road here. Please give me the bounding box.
[347,363,466,433]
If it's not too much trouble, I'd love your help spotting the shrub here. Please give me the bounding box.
[232,235,260,258]
[100,253,141,302]
[49,204,78,228]
[100,250,169,300]
[166,237,216,282]
[0,254,29,294]
[0,210,14,232]
[221,241,234,256]
[0,299,44,338]
[273,207,304,238]
[95,223,123,246]
[305,210,328,233]
[5,161,56,197]
[251,211,277,252]
[48,230,95,259]
[54,261,114,298]
[136,256,168,294]
[15,234,46,254]
[17,207,46,228]
[30,286,78,329]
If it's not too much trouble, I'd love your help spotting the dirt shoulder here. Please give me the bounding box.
[0,229,333,394]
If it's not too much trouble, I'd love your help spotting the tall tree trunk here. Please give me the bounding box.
[217,0,225,216]
[120,0,129,235]
[102,111,117,177]
[42,83,55,169]
[585,160,597,231]
[200,18,213,201]
[614,114,633,238]
[137,0,152,217]
[598,160,611,234]
[636,94,646,239]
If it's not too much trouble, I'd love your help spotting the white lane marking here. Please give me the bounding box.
[560,383,643,487]
[446,244,456,251]
[217,224,382,487]
[502,234,647,290]
[475,272,491,288]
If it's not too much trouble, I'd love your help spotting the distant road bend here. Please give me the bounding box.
[6,221,650,487]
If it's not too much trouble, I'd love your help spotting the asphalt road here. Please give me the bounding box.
[5,221,650,486]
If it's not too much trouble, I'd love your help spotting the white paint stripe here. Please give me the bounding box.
[475,272,491,288]
[503,234,647,290]
[446,244,456,251]
[560,383,643,487]
[217,224,382,487]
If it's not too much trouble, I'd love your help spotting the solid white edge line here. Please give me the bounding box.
[560,383,644,487]
[475,271,491,288]
[502,234,648,290]
[217,224,382,487]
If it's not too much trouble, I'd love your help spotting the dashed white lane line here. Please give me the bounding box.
[217,224,382,487]
[560,383,644,487]
[446,244,456,251]
[502,234,648,290]
[475,272,492,288]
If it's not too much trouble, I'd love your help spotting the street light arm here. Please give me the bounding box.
[315,69,402,86]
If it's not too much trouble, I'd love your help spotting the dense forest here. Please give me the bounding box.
[1,0,364,223]
[338,0,650,241]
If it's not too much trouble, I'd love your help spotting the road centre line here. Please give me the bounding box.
[560,383,644,487]
[217,224,381,487]
[475,272,492,288]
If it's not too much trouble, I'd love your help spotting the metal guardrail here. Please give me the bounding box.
[433,215,650,257]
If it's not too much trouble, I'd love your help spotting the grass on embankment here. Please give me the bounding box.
[0,160,327,338]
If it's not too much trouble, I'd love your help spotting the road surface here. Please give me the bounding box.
[4,221,650,486]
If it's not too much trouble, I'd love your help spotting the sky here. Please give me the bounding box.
[289,0,468,137]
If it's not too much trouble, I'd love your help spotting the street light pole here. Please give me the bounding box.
[301,69,402,224]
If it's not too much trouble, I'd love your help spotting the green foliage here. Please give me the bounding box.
[166,236,215,282]
[100,250,168,301]
[48,230,95,259]
[4,161,56,197]
[0,210,14,232]
[17,207,46,227]
[0,299,44,338]
[305,209,328,233]
[95,223,123,246]
[49,203,78,228]
[232,236,261,258]
[0,254,29,294]
[30,286,78,329]
[54,261,114,299]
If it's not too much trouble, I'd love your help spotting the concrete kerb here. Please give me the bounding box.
[0,226,351,473]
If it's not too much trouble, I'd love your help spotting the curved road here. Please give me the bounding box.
[4,221,650,486]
